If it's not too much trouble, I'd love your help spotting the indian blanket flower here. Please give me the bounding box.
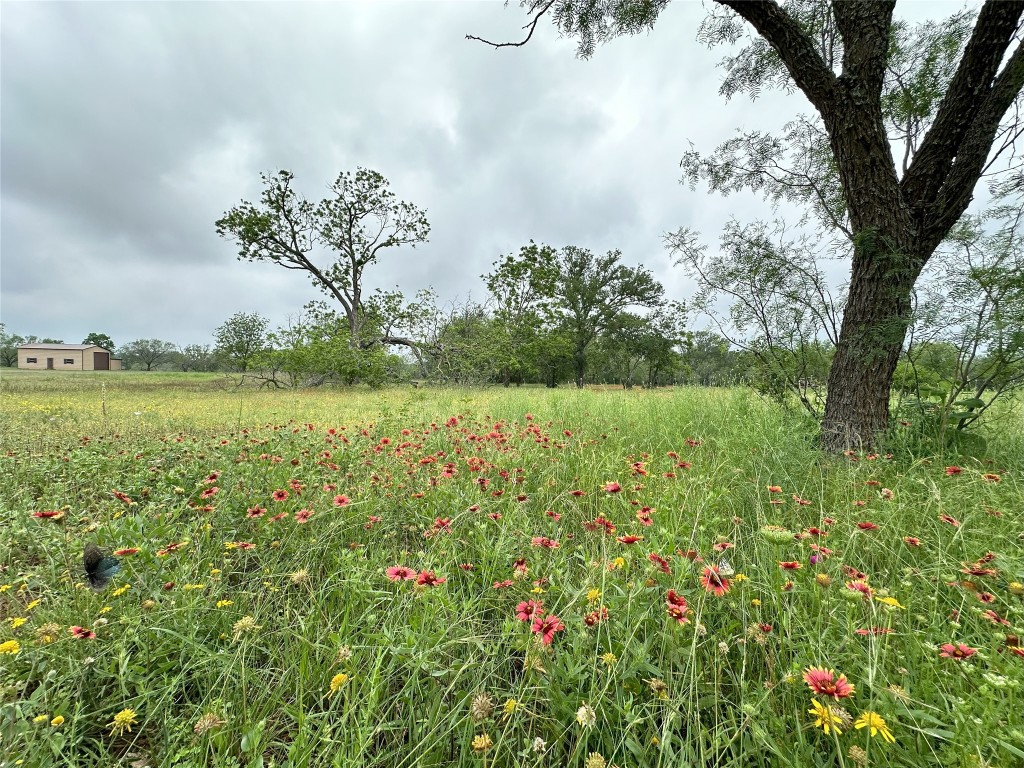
[416,570,446,587]
[939,643,977,660]
[108,708,138,736]
[531,536,560,549]
[854,711,895,743]
[945,466,963,476]
[700,565,731,596]
[31,510,65,520]
[983,609,1011,627]
[386,566,417,582]
[938,513,961,527]
[616,535,643,545]
[602,481,622,493]
[113,548,140,556]
[803,667,856,699]
[294,508,314,523]
[845,580,874,600]
[666,589,691,624]
[271,489,289,502]
[648,552,672,574]
[531,614,565,645]
[808,699,848,735]
[779,561,802,570]
[516,600,544,622]
[70,626,96,640]
[583,607,609,626]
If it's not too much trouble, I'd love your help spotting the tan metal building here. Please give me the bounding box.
[16,344,122,371]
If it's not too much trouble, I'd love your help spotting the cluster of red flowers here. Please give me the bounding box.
[385,565,446,586]
[665,589,690,625]
[514,600,564,644]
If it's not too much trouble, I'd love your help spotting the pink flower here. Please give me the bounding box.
[294,508,314,523]
[333,494,351,507]
[939,643,977,660]
[602,481,622,493]
[700,565,730,596]
[802,667,855,699]
[70,626,96,640]
[531,614,565,645]
[386,565,417,582]
[416,570,446,587]
[515,600,544,622]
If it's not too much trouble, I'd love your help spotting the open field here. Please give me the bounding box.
[1,372,1022,768]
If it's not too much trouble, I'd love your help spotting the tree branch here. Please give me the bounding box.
[714,0,839,115]
[901,1,1024,207]
[833,1,895,96]
[466,0,556,49]
[924,39,1024,253]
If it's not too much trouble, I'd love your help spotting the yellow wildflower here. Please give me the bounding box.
[216,600,233,608]
[33,715,49,724]
[25,599,41,611]
[854,711,895,743]
[50,715,65,727]
[111,584,131,598]
[10,617,27,630]
[601,652,618,668]
[808,699,846,735]
[733,573,749,583]
[503,698,519,718]
[587,589,602,603]
[0,640,20,655]
[875,596,904,609]
[108,708,138,736]
[182,584,206,591]
[329,673,349,694]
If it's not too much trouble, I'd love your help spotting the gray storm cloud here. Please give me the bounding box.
[0,1,964,346]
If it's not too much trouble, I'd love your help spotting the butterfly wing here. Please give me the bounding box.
[84,545,121,589]
[717,557,735,577]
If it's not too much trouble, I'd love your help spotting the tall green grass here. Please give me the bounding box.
[0,375,1021,767]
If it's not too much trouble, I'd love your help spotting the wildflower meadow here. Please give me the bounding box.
[1,372,1022,768]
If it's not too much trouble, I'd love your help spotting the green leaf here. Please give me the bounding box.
[954,397,985,409]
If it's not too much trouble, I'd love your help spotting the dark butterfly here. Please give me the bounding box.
[84,544,121,590]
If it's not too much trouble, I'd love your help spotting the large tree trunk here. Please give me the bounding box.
[820,237,921,451]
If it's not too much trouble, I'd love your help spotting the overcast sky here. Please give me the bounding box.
[1,0,970,348]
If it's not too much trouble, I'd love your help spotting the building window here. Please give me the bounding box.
[64,358,75,364]
[26,357,37,363]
